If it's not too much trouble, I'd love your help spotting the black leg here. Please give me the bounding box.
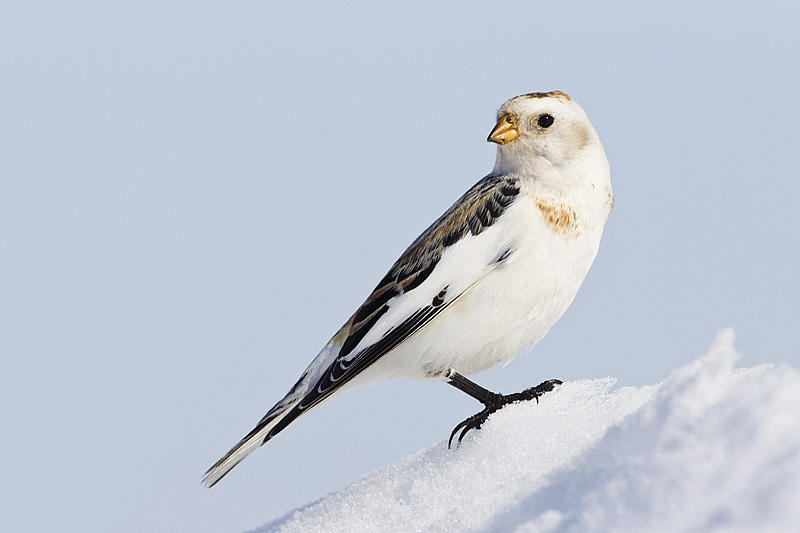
[446,371,502,404]
[445,371,562,448]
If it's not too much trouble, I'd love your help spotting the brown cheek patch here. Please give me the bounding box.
[537,200,581,238]
[572,124,591,151]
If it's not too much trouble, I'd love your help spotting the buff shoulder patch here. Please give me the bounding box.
[536,199,581,238]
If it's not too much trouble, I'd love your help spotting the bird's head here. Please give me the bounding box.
[488,91,604,175]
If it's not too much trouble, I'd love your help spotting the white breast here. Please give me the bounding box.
[370,182,610,381]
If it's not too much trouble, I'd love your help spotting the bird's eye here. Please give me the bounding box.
[537,114,554,128]
[505,114,515,124]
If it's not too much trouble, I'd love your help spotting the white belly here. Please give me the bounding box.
[372,195,607,380]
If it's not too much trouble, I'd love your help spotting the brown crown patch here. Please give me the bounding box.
[517,91,573,101]
[536,200,580,238]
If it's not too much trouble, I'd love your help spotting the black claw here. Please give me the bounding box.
[458,423,472,445]
[448,418,470,448]
[448,409,489,449]
[447,378,562,448]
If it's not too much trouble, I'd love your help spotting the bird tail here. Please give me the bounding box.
[203,332,349,487]
[202,396,300,488]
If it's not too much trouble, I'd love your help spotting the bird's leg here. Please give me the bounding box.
[445,370,562,448]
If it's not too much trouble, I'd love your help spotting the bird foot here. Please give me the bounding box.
[447,379,562,448]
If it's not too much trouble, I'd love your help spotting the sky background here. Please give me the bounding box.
[2,1,798,532]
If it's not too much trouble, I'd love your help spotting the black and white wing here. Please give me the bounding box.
[203,174,520,487]
[294,174,521,409]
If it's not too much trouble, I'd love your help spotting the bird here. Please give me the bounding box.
[203,91,613,487]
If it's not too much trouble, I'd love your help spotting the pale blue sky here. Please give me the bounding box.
[2,2,798,532]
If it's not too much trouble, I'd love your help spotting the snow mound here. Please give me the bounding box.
[254,330,800,533]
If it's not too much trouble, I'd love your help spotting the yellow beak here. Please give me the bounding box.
[487,116,519,145]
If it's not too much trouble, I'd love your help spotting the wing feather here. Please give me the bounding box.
[277,174,521,423]
[203,174,521,486]
[339,174,519,356]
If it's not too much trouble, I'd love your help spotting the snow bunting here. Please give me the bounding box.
[203,91,613,487]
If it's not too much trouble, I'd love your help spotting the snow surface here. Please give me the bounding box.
[253,330,800,533]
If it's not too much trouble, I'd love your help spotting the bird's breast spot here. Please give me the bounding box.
[535,200,581,239]
[605,187,615,213]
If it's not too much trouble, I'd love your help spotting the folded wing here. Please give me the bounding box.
[203,174,520,486]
